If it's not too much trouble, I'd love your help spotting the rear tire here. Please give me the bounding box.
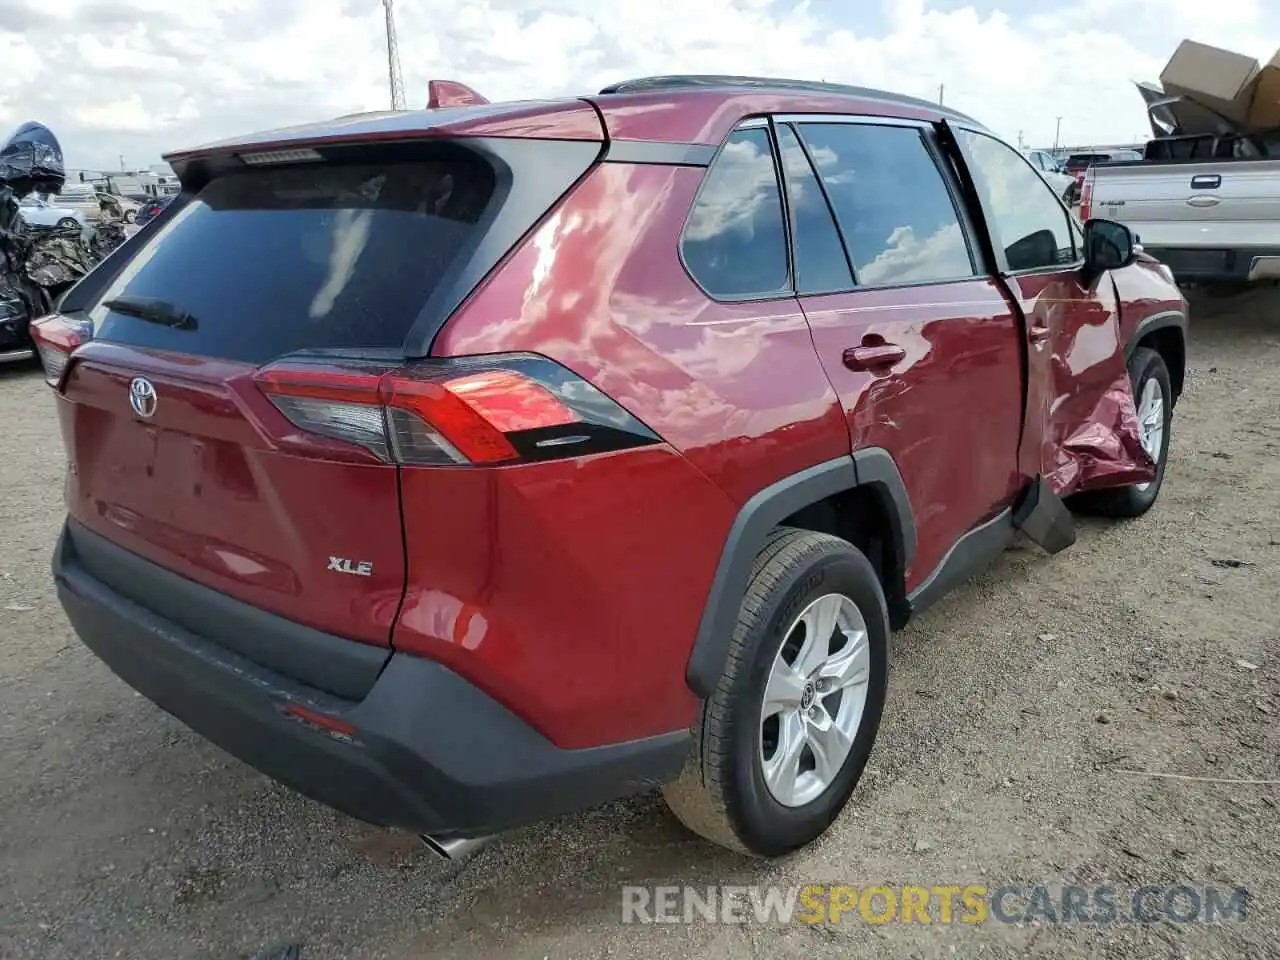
[56,217,78,230]
[124,210,136,224]
[662,528,889,857]
[1073,347,1172,518]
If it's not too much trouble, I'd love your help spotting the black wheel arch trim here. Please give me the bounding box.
[1126,308,1186,361]
[685,448,915,698]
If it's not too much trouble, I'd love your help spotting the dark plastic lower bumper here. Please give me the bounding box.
[54,521,690,838]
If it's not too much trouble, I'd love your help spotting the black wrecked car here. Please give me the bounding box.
[133,194,173,227]
[1,122,119,364]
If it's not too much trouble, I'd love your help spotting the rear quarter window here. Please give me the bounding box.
[87,158,495,365]
[681,127,790,300]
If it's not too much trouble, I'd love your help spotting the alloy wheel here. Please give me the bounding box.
[1136,376,1165,492]
[759,593,870,807]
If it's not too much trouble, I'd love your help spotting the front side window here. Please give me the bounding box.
[959,130,1076,272]
[798,122,975,287]
[682,127,789,299]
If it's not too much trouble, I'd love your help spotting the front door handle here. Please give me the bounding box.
[843,343,906,371]
[1028,323,1051,344]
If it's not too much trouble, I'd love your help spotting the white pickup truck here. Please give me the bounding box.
[1081,130,1280,286]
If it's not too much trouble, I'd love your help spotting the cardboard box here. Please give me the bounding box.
[1247,50,1280,130]
[1160,39,1260,125]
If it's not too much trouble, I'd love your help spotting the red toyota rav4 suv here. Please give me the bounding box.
[34,76,1186,859]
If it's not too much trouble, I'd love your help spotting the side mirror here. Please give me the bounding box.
[1082,218,1137,276]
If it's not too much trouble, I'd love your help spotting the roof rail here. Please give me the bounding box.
[598,75,980,124]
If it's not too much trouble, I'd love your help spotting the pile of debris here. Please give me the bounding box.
[1137,40,1280,139]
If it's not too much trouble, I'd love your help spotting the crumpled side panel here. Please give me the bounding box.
[25,229,98,287]
[1007,265,1158,503]
[1044,365,1157,496]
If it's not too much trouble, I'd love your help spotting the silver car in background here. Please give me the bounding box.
[16,197,86,230]
[1023,149,1079,203]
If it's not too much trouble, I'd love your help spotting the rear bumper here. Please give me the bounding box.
[1145,246,1280,283]
[54,520,689,838]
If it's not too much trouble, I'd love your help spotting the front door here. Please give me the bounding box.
[950,128,1147,496]
[773,118,1025,591]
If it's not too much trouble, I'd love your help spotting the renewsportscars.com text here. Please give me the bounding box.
[621,884,1250,926]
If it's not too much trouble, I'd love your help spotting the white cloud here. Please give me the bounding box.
[1,0,1276,171]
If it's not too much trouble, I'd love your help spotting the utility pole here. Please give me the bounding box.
[383,0,406,111]
[1053,116,1063,151]
[1017,130,1024,149]
[938,83,944,105]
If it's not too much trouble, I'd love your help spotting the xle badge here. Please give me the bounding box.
[328,557,373,577]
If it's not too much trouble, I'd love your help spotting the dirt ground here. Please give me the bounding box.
[0,291,1276,960]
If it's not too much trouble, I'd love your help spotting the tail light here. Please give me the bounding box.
[1079,168,1094,222]
[254,353,661,466]
[29,313,92,388]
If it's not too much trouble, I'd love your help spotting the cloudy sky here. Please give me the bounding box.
[1,0,1275,172]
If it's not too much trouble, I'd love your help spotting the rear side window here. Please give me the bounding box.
[775,124,853,294]
[87,159,495,365]
[682,128,789,299]
[798,123,975,287]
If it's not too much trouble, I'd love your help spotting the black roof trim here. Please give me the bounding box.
[598,75,981,126]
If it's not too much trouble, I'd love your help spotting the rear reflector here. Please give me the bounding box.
[29,313,92,387]
[254,353,659,467]
[278,701,359,743]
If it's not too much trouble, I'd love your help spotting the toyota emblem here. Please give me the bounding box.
[129,377,157,418]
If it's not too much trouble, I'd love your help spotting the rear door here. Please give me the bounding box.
[777,117,1024,590]
[54,152,500,645]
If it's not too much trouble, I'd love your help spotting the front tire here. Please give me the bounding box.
[1075,347,1173,518]
[56,217,79,230]
[124,209,136,224]
[662,529,889,857]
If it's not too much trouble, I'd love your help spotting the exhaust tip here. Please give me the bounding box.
[419,833,492,862]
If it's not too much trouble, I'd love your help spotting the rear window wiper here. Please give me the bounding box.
[102,296,198,331]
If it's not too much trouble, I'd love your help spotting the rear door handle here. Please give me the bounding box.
[1028,323,1051,343]
[843,343,906,371]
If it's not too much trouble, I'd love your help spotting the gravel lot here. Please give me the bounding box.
[1,291,1276,959]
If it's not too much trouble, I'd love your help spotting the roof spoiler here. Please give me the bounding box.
[427,80,489,109]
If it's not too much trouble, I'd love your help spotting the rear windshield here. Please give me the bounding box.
[1066,154,1109,166]
[87,158,495,364]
